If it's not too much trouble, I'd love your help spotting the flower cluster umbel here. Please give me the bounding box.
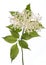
[10,4,43,33]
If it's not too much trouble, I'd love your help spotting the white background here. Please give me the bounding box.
[0,0,46,65]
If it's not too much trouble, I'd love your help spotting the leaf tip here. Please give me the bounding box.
[26,3,31,11]
[9,11,15,16]
[11,59,13,63]
[2,36,5,38]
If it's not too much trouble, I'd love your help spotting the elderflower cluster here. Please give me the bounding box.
[10,9,43,33]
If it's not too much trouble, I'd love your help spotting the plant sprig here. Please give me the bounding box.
[3,4,44,65]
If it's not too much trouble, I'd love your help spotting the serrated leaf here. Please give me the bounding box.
[19,40,29,49]
[26,4,31,11]
[22,31,39,40]
[10,29,19,38]
[10,44,19,61]
[3,35,17,43]
[10,11,15,16]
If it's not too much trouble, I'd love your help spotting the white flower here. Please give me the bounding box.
[10,9,43,33]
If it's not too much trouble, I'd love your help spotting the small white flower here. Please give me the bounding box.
[10,9,43,33]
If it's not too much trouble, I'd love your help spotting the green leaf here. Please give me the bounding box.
[3,35,17,43]
[22,31,39,40]
[7,24,22,32]
[10,29,19,38]
[30,31,39,37]
[6,24,13,30]
[10,11,15,16]
[19,40,29,49]
[26,4,31,11]
[10,44,19,61]
[7,25,19,38]
[39,23,44,28]
[15,28,22,32]
[22,32,31,40]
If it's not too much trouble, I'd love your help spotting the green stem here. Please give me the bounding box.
[21,48,24,65]
[21,28,24,65]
